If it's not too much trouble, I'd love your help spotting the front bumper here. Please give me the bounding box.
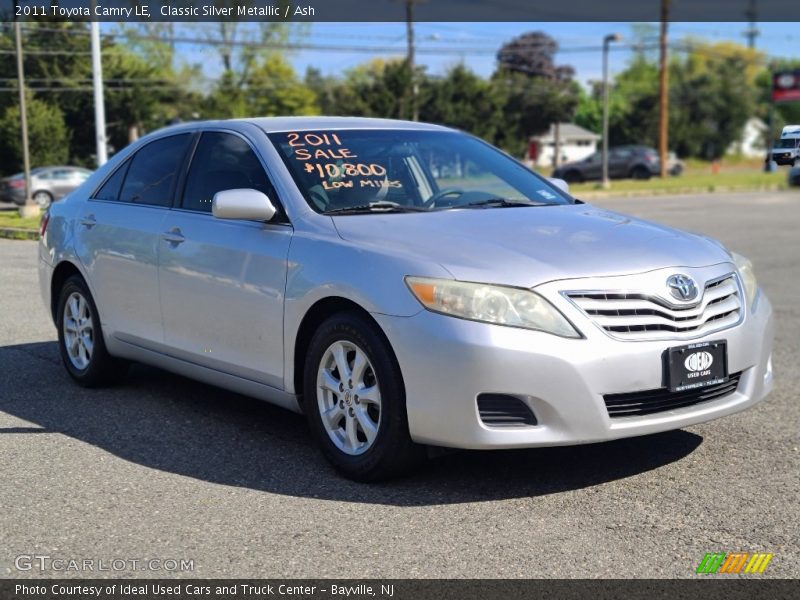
[374,270,774,449]
[772,154,795,165]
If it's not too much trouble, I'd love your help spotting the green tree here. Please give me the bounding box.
[669,42,758,158]
[418,64,503,141]
[245,54,318,116]
[492,31,580,156]
[304,59,416,120]
[491,71,580,157]
[0,96,69,173]
[577,42,760,159]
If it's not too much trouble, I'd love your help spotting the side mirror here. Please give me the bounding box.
[212,188,277,221]
[548,177,569,194]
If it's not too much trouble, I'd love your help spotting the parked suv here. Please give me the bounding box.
[553,145,681,183]
[39,118,773,481]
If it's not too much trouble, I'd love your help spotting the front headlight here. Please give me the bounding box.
[731,252,758,306]
[405,276,580,338]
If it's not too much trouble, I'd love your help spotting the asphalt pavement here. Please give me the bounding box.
[0,191,798,578]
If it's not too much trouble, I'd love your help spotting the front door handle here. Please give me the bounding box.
[79,214,96,228]
[162,227,185,245]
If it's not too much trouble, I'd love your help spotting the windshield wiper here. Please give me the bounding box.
[462,198,547,209]
[323,201,427,215]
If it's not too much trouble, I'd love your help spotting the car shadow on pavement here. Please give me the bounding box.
[1,341,704,506]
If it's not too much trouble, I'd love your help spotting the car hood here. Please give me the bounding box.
[332,204,732,288]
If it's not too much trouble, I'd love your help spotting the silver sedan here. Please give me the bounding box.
[38,118,774,481]
[2,166,92,208]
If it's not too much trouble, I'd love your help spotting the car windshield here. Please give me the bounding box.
[778,139,798,148]
[268,129,574,214]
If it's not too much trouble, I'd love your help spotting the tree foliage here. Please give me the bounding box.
[0,96,69,171]
[419,64,504,141]
[0,22,793,176]
[576,40,763,159]
[492,32,580,155]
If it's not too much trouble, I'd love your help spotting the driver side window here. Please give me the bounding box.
[182,132,276,213]
[427,152,520,201]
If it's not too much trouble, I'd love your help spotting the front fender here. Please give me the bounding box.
[282,230,451,393]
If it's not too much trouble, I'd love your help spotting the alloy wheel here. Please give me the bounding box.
[63,291,94,370]
[316,340,382,456]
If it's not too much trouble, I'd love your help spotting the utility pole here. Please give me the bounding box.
[552,122,561,169]
[14,21,38,218]
[405,0,418,121]
[658,0,670,179]
[90,19,107,166]
[744,0,759,49]
[601,33,622,189]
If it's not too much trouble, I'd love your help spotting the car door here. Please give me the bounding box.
[50,168,75,199]
[581,152,602,180]
[63,168,91,197]
[74,133,193,347]
[609,148,634,178]
[158,130,292,389]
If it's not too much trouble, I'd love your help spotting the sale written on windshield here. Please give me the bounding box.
[281,131,403,192]
[268,128,573,213]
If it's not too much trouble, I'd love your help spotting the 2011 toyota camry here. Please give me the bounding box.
[39,117,774,481]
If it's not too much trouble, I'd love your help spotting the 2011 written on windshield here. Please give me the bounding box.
[284,132,403,191]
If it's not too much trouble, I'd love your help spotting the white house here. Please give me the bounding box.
[527,123,600,168]
[727,117,768,158]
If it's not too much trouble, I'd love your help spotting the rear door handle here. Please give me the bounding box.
[162,227,185,245]
[79,214,96,228]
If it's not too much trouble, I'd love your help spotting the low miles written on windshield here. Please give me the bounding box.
[268,129,573,214]
[286,132,398,192]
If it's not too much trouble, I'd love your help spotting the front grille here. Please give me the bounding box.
[604,372,742,418]
[565,274,742,341]
[477,394,537,427]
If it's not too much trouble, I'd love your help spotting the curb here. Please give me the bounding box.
[577,183,788,200]
[0,227,39,240]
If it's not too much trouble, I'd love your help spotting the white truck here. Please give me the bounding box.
[771,125,800,166]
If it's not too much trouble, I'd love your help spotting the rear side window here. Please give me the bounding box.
[119,134,192,207]
[93,161,130,201]
[181,132,275,213]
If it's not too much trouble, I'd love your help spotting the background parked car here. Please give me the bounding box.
[552,145,682,183]
[1,166,92,208]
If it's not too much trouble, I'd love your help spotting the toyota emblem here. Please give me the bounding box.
[667,274,699,301]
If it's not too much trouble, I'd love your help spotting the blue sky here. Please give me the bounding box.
[284,22,799,86]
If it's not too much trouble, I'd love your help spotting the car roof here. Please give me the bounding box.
[143,116,454,138]
[247,116,453,133]
[35,165,90,171]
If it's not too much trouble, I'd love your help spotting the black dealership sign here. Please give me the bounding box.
[772,70,800,103]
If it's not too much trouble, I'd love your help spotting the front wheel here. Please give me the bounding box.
[303,311,424,481]
[630,165,652,180]
[56,275,128,387]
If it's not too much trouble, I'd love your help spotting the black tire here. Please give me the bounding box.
[56,275,128,387]
[32,190,53,208]
[562,170,583,184]
[302,311,424,481]
[630,165,652,180]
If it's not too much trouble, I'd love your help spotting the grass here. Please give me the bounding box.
[0,210,41,232]
[571,164,788,197]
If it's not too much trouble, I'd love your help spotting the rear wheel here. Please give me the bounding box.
[303,311,424,481]
[56,275,128,387]
[32,190,52,208]
[630,165,652,180]
[562,170,583,184]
